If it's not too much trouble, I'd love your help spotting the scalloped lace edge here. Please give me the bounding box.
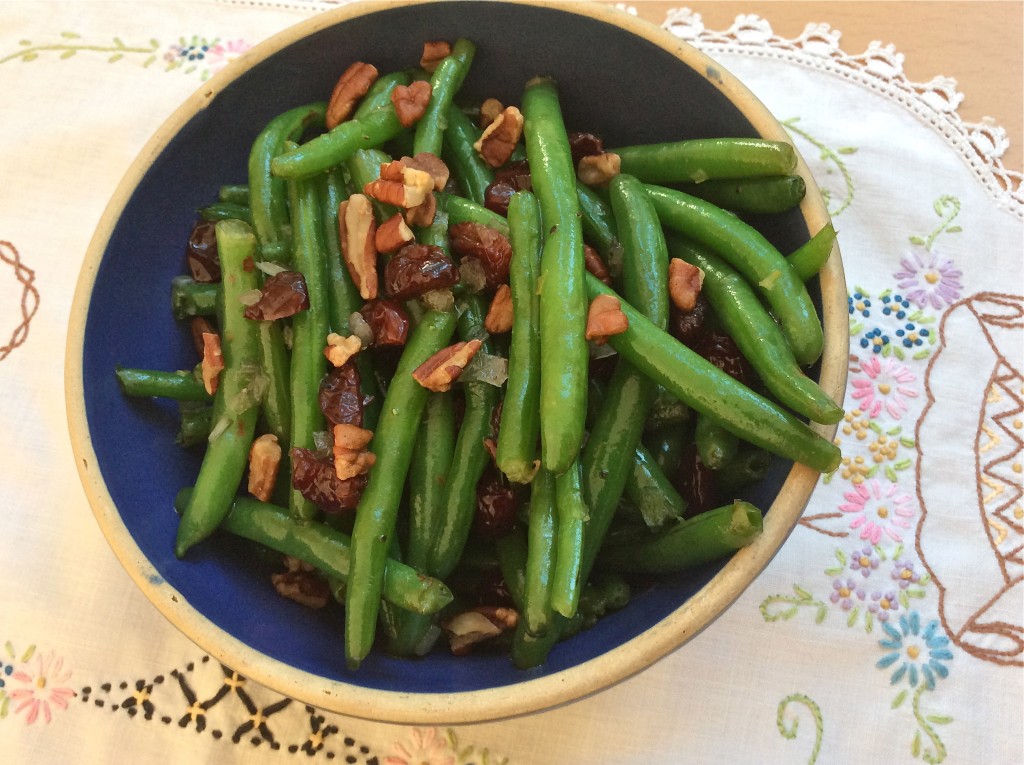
[661,8,1023,218]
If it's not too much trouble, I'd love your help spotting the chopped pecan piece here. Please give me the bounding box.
[201,332,224,395]
[323,332,362,368]
[390,80,431,128]
[374,213,415,253]
[364,160,434,209]
[473,105,524,168]
[585,294,629,345]
[400,152,450,191]
[478,97,504,129]
[583,244,612,285]
[272,557,331,609]
[332,423,376,480]
[442,605,519,656]
[247,434,282,502]
[190,316,216,357]
[420,40,451,73]
[326,61,378,130]
[403,190,437,227]
[338,194,378,300]
[448,222,513,287]
[577,151,621,186]
[243,270,310,321]
[384,243,460,301]
[359,299,410,347]
[483,284,513,334]
[668,257,705,312]
[412,339,483,392]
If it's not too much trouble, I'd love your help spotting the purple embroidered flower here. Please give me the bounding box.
[891,559,921,590]
[867,589,900,622]
[830,577,867,610]
[850,356,918,419]
[848,545,880,578]
[894,249,963,309]
[876,612,953,688]
[839,480,916,545]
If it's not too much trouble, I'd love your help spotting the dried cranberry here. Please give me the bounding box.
[693,330,756,387]
[568,131,604,167]
[583,244,612,284]
[189,316,216,357]
[448,223,513,288]
[473,466,517,540]
[483,160,532,216]
[669,293,711,347]
[383,244,460,301]
[186,219,220,282]
[589,352,618,381]
[291,447,366,513]
[676,444,716,517]
[359,299,410,347]
[473,567,516,608]
[319,362,364,428]
[243,271,310,321]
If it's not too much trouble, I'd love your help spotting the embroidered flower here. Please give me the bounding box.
[8,651,75,724]
[894,249,963,309]
[848,290,872,318]
[850,356,918,419]
[384,727,456,765]
[876,612,953,688]
[848,544,880,578]
[891,558,922,590]
[879,293,911,320]
[830,577,867,610]
[867,589,900,622]
[858,326,891,354]
[206,39,251,73]
[839,480,915,544]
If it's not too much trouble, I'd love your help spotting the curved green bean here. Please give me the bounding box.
[406,392,455,571]
[673,175,806,214]
[523,468,557,636]
[789,222,838,282]
[414,38,476,156]
[577,183,620,264]
[170,276,218,319]
[198,202,251,224]
[116,367,210,402]
[694,412,739,470]
[614,138,797,184]
[623,443,687,529]
[552,459,586,618]
[435,191,510,236]
[646,184,823,366]
[353,70,412,121]
[442,103,494,205]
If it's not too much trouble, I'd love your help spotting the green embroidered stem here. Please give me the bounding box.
[777,693,824,765]
[782,117,856,216]
[0,36,159,65]
[911,685,950,763]
[913,195,961,251]
[760,585,828,623]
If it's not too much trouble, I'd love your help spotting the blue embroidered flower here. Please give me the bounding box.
[859,327,890,354]
[879,293,911,320]
[848,291,872,318]
[894,322,931,349]
[876,611,952,689]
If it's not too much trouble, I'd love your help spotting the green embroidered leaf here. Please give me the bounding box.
[885,465,898,482]
[835,549,847,565]
[19,39,32,46]
[4,640,14,657]
[847,607,858,627]
[865,611,874,632]
[927,715,953,725]
[61,31,81,39]
[866,464,880,478]
[912,730,922,758]
[21,645,35,662]
[895,458,913,469]
[919,574,931,587]
[838,147,858,155]
[899,591,910,608]
[893,689,908,708]
[0,693,8,719]
[913,349,930,360]
[824,566,844,576]
[150,38,160,48]
[815,605,827,624]
[893,543,905,559]
[113,36,125,47]
[143,54,156,67]
[946,226,961,234]
[909,235,927,245]
[21,52,38,62]
[793,585,813,600]
[108,53,123,63]
[899,437,915,448]
[907,589,925,599]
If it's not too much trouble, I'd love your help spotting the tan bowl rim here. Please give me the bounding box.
[65,0,848,724]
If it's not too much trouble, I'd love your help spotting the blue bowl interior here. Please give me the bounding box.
[82,2,810,695]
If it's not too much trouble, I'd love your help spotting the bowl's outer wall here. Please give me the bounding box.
[81,1,811,697]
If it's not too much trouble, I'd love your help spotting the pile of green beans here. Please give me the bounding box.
[117,38,842,671]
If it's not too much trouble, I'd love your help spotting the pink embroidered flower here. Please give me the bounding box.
[894,248,962,309]
[8,651,75,724]
[839,480,916,544]
[384,727,456,765]
[850,356,918,419]
[206,39,251,73]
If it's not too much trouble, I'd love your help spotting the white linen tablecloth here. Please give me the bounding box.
[1,2,1021,763]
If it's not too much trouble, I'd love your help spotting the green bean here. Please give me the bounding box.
[198,202,252,224]
[318,167,383,431]
[623,444,687,529]
[442,103,494,205]
[644,427,688,477]
[599,501,763,574]
[523,76,587,474]
[673,175,806,214]
[585,274,841,474]
[610,174,669,328]
[413,38,476,156]
[353,71,412,121]
[346,148,399,221]
[218,184,250,205]
[494,528,528,608]
[115,367,210,402]
[694,412,739,470]
[716,445,774,493]
[789,221,838,282]
[285,170,331,520]
[427,296,500,579]
[271,105,413,181]
[496,191,542,483]
[552,459,586,618]
[577,183,620,263]
[173,489,453,615]
[171,276,218,319]
[249,102,327,248]
[645,387,690,433]
[435,191,510,235]
[253,319,292,446]
[345,309,458,668]
[523,468,557,636]
[615,138,797,184]
[175,220,263,558]
[646,184,823,366]
[668,235,843,424]
[406,393,455,570]
[176,402,213,448]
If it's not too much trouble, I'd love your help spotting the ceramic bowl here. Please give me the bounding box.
[66,0,847,724]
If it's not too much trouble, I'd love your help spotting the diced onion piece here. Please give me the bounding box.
[460,351,508,387]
